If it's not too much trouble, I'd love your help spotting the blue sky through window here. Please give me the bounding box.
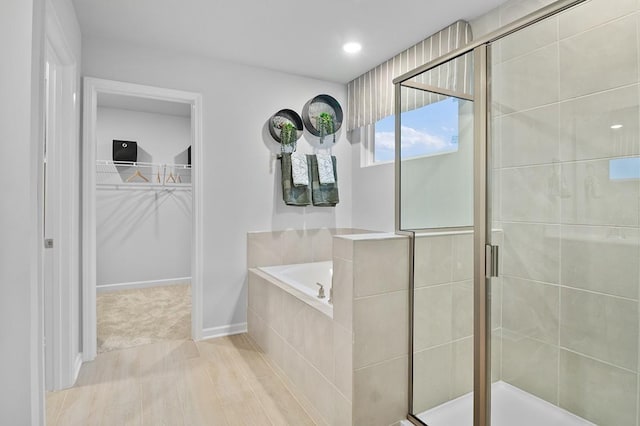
[374,97,459,162]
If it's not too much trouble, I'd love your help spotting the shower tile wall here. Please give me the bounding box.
[412,231,503,414]
[491,0,640,424]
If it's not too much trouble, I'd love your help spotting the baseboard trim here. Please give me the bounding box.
[73,353,83,385]
[97,277,192,293]
[201,322,248,340]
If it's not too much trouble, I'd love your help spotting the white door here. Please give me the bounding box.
[43,41,62,391]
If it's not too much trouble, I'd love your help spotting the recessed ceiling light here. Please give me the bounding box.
[611,124,623,129]
[343,42,362,54]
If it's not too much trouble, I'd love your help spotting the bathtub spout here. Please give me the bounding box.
[316,283,325,299]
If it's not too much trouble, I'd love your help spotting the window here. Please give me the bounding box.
[362,97,460,165]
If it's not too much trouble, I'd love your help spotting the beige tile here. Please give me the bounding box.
[263,327,285,372]
[452,233,473,282]
[500,15,558,62]
[303,363,335,425]
[354,356,408,426]
[303,304,334,381]
[491,277,502,331]
[498,43,559,113]
[502,222,560,284]
[559,0,638,39]
[452,281,473,340]
[266,281,284,336]
[491,331,502,383]
[247,308,267,352]
[561,159,640,227]
[332,258,353,330]
[500,0,556,25]
[559,350,637,426]
[247,231,283,268]
[414,284,453,351]
[248,273,268,320]
[354,291,408,368]
[503,277,559,344]
[501,164,561,223]
[333,236,353,261]
[280,292,306,354]
[559,86,640,162]
[500,104,560,168]
[251,374,315,426]
[502,330,559,404]
[333,390,353,426]
[413,344,452,413]
[310,228,334,262]
[451,337,473,399]
[414,235,453,287]
[280,341,305,394]
[282,229,313,264]
[560,287,638,370]
[561,225,639,299]
[333,323,353,401]
[353,238,409,297]
[559,16,638,100]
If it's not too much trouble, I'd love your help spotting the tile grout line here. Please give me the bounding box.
[243,333,320,425]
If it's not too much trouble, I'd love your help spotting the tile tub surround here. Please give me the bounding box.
[247,228,375,269]
[248,232,410,426]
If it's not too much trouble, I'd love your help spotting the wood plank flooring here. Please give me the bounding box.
[46,334,315,426]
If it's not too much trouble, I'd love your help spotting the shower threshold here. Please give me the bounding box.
[417,381,594,426]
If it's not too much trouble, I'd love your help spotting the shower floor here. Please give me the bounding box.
[417,381,594,426]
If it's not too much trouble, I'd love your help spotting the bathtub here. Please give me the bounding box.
[256,261,333,317]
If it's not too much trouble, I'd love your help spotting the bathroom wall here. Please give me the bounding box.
[82,39,353,333]
[487,0,640,424]
[95,107,192,288]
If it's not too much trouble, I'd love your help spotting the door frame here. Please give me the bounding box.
[44,0,82,390]
[81,77,204,361]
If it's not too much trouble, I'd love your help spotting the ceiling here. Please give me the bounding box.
[72,0,509,83]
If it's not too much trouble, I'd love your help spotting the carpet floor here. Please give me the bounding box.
[97,283,191,353]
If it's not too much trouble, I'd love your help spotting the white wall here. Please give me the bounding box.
[96,107,192,286]
[82,39,353,330]
[0,0,44,424]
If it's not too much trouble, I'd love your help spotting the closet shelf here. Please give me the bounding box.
[96,160,192,189]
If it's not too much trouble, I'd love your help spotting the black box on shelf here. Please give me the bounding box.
[112,140,137,163]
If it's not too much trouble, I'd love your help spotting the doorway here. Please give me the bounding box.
[82,78,203,361]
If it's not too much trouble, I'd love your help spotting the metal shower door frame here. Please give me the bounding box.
[393,1,589,425]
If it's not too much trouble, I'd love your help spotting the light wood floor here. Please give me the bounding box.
[46,334,316,425]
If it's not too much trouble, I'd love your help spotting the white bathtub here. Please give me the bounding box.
[257,261,333,317]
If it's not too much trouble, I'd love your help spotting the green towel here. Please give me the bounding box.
[309,155,339,206]
[281,153,312,206]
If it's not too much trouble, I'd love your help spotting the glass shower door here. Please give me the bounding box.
[489,1,640,424]
[399,51,477,426]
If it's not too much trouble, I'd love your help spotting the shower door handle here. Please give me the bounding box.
[485,244,499,278]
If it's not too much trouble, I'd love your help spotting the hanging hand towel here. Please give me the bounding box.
[281,153,312,206]
[316,153,336,184]
[309,155,339,206]
[291,152,310,186]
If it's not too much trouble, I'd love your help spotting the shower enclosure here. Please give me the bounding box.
[396,0,640,425]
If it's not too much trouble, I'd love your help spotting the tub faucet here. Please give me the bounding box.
[316,283,325,299]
